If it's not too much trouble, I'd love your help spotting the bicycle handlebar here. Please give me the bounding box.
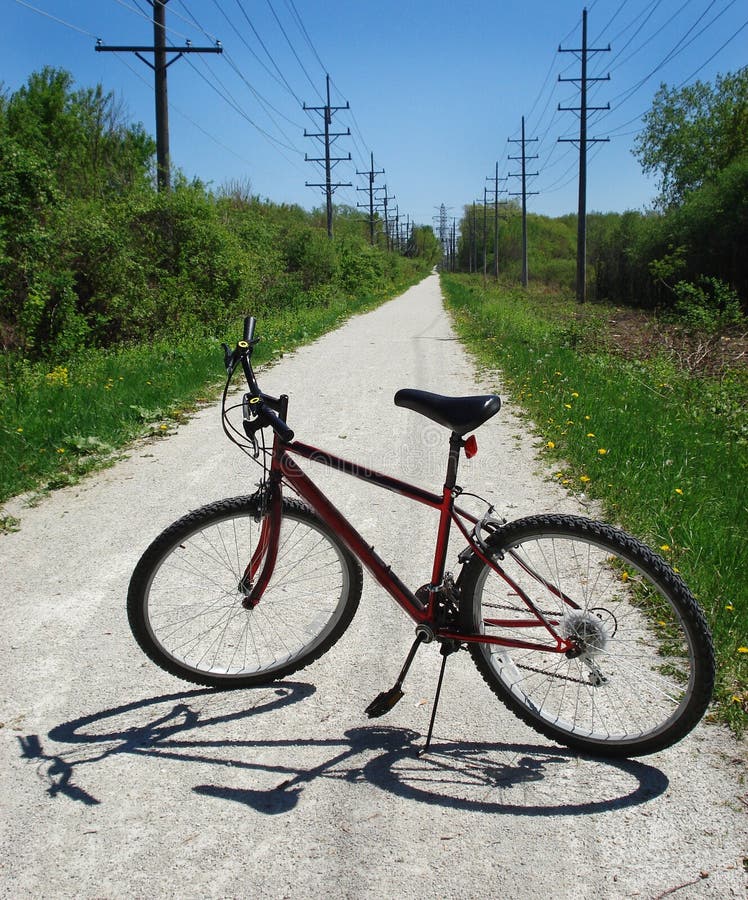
[228,315,295,443]
[256,401,294,443]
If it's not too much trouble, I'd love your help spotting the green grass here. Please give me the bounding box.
[0,277,420,508]
[442,272,747,732]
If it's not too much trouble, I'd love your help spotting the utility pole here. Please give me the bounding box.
[559,7,610,302]
[481,188,488,280]
[356,152,384,245]
[486,162,508,280]
[508,116,539,287]
[304,74,352,238]
[379,185,395,250]
[95,1,222,191]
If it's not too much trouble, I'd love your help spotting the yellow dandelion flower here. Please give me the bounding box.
[16,427,23,433]
[733,695,744,703]
[57,448,65,454]
[598,448,608,455]
[660,543,670,551]
[584,415,591,421]
[586,432,595,438]
[725,604,734,611]
[571,392,579,398]
[564,403,572,409]
[580,475,590,483]
[738,647,748,654]
[675,488,683,495]
[620,572,630,582]
[546,441,555,449]
[159,425,168,431]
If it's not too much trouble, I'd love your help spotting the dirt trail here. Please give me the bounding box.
[1,274,745,899]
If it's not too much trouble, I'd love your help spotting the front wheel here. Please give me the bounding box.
[128,495,363,687]
[458,515,715,757]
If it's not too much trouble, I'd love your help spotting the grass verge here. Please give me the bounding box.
[1,276,422,511]
[442,272,747,733]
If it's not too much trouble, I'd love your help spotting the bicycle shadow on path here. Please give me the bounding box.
[19,684,668,817]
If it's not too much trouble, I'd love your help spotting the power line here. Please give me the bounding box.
[108,0,194,42]
[231,0,306,108]
[675,19,748,85]
[13,0,99,38]
[264,0,323,101]
[284,0,326,74]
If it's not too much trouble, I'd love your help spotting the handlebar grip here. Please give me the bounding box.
[262,404,295,443]
[243,316,256,343]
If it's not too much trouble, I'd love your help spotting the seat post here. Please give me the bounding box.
[429,433,463,587]
[444,432,462,491]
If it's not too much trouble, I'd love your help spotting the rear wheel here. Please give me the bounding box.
[459,515,715,757]
[128,495,362,687]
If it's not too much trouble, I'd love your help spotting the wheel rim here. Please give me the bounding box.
[473,531,699,747]
[142,509,351,679]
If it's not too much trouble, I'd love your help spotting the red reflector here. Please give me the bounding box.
[464,435,478,458]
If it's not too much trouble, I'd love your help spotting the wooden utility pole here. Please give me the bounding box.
[559,7,610,302]
[95,0,222,191]
[356,152,384,244]
[304,74,352,238]
[486,162,507,281]
[508,116,539,287]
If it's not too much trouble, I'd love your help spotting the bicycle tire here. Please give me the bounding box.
[458,514,715,757]
[128,495,363,688]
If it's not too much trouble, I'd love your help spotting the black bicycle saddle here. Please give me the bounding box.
[394,388,501,436]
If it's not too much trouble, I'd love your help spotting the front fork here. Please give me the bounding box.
[238,474,283,609]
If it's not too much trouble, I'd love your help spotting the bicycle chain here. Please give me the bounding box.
[514,661,591,685]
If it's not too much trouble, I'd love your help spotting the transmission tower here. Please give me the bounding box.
[304,74,352,238]
[434,204,450,264]
[95,0,222,191]
[559,7,610,302]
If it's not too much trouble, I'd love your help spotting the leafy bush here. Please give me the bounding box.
[671,277,744,332]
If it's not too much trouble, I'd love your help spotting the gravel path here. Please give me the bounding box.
[2,273,745,898]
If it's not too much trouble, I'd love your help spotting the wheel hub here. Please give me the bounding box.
[561,610,610,656]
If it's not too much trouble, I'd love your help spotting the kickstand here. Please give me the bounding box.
[420,643,454,755]
[365,632,425,719]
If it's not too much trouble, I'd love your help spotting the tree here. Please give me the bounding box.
[4,67,154,199]
[634,68,748,209]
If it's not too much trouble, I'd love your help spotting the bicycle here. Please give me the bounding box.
[127,316,716,758]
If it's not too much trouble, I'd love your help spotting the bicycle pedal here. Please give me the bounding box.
[365,687,404,718]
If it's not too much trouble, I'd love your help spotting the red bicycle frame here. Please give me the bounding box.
[242,424,577,657]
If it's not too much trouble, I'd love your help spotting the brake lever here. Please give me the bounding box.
[221,342,235,374]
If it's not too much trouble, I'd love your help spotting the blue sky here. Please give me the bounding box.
[4,1,747,226]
